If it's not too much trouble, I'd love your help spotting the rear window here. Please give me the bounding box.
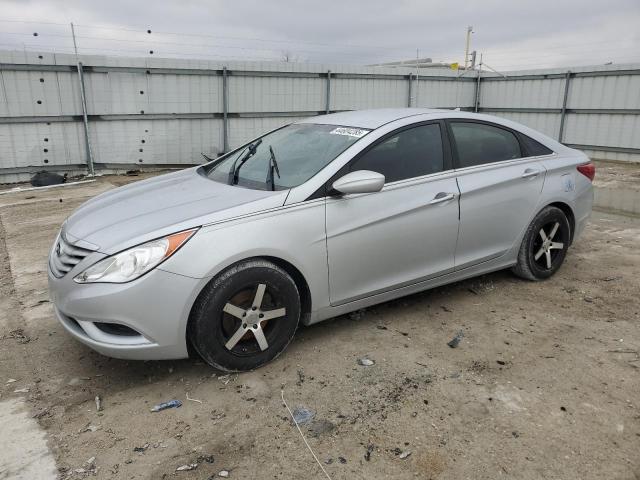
[450,122,522,168]
[519,134,554,157]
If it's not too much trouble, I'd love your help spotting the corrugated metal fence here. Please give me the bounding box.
[1,50,638,182]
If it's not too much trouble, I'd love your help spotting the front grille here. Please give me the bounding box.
[50,233,93,278]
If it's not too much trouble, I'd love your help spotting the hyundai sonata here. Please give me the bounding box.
[48,108,594,371]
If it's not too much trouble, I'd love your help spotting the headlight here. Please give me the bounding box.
[74,229,197,284]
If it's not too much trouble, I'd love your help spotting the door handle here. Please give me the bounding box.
[429,192,456,205]
[521,168,541,179]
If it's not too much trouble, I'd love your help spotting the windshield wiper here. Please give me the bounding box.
[228,139,262,185]
[266,145,281,191]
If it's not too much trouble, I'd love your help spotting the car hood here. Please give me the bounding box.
[64,167,288,253]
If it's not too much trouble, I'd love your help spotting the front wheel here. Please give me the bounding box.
[512,206,571,281]
[188,260,301,372]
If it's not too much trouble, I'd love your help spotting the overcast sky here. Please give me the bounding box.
[1,0,639,71]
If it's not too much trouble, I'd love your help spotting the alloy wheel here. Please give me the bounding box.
[221,283,287,355]
[532,221,565,270]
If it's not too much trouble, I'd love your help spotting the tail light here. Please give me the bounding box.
[577,162,595,182]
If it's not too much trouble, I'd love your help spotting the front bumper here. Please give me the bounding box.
[48,265,203,360]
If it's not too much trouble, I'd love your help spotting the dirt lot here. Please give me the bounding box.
[1,173,639,480]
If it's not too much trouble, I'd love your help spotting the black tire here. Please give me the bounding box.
[188,259,300,372]
[512,206,571,281]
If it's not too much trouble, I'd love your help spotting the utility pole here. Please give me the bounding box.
[464,26,474,70]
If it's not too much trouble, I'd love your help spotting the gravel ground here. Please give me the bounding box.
[0,173,638,480]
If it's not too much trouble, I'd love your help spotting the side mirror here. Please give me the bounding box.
[332,170,385,195]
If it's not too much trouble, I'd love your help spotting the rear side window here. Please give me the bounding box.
[450,122,522,168]
[350,124,444,183]
[519,133,554,156]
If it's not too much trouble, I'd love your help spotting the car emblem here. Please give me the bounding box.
[55,242,61,256]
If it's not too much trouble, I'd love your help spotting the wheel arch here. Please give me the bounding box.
[548,201,576,244]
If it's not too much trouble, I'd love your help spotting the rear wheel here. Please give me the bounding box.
[512,206,570,281]
[188,260,300,371]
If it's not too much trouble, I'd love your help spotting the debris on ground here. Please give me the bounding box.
[364,444,374,461]
[210,409,226,423]
[602,275,622,282]
[133,443,149,453]
[186,392,203,403]
[13,388,29,393]
[447,330,464,348]
[338,457,347,464]
[6,378,17,384]
[292,406,315,425]
[307,419,336,437]
[197,454,215,464]
[296,368,305,386]
[176,463,198,471]
[95,395,102,411]
[150,399,182,412]
[218,374,235,385]
[218,470,230,477]
[1,328,31,344]
[358,357,375,366]
[30,171,67,187]
[399,450,412,459]
[81,456,97,475]
[348,309,366,320]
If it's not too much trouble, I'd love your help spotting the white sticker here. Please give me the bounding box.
[330,127,369,138]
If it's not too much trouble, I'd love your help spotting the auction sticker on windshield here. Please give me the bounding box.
[330,127,369,138]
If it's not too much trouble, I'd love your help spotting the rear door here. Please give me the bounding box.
[448,120,547,269]
[325,121,460,305]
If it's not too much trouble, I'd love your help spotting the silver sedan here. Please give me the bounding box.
[48,108,594,371]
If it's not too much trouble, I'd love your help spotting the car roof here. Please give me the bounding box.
[297,108,447,129]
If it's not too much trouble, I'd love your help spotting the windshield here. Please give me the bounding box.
[205,123,370,190]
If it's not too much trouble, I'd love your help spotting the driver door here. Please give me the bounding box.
[325,122,460,305]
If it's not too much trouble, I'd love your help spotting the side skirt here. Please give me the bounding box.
[306,256,516,325]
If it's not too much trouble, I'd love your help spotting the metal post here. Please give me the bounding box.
[415,50,419,106]
[474,53,483,112]
[325,70,331,114]
[558,70,572,142]
[407,73,413,107]
[222,66,229,153]
[71,23,94,175]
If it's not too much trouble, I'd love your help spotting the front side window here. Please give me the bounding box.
[205,124,369,190]
[350,124,444,183]
[450,122,522,168]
